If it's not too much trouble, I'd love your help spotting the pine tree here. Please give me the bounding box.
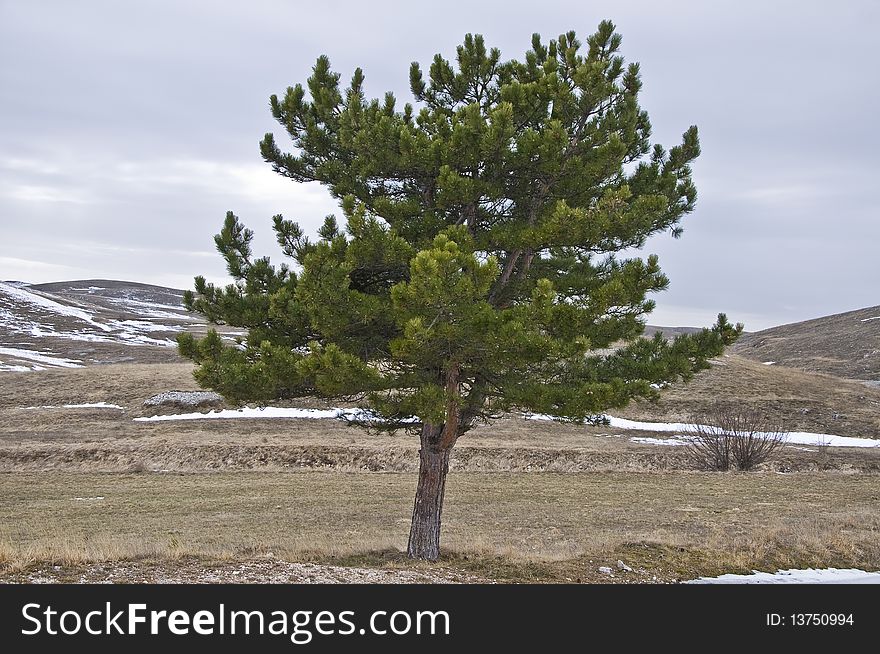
[178,21,742,561]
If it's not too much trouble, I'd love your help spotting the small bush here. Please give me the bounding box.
[684,406,788,471]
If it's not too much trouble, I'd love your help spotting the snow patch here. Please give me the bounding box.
[525,413,880,449]
[762,361,776,365]
[134,406,418,423]
[860,316,880,322]
[606,416,880,448]
[687,568,880,584]
[117,333,177,347]
[0,281,111,331]
[110,319,179,332]
[0,363,33,372]
[0,346,83,368]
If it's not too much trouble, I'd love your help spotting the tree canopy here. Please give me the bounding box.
[178,21,742,559]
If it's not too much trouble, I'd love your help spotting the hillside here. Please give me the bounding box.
[0,279,239,370]
[620,354,880,440]
[733,305,880,382]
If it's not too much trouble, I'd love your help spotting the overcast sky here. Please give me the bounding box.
[1,1,877,331]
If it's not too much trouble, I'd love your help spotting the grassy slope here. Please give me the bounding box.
[733,304,880,381]
[620,354,880,439]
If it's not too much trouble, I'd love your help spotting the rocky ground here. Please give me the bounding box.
[5,558,485,584]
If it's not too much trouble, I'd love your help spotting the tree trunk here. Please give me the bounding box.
[407,426,451,561]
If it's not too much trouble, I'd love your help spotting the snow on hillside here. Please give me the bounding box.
[0,280,204,370]
[0,346,82,369]
[0,282,111,332]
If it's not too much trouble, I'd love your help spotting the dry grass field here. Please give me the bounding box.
[1,356,879,583]
[1,471,878,583]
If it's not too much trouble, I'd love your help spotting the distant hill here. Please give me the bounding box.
[2,279,710,372]
[733,305,880,382]
[0,279,239,370]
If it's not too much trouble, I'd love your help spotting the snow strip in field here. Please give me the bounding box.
[134,407,417,423]
[134,407,880,448]
[687,568,880,584]
[0,282,111,331]
[24,403,124,410]
[860,316,880,322]
[0,346,83,368]
[524,413,880,448]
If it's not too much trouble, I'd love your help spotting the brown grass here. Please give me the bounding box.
[1,470,879,581]
[2,361,880,582]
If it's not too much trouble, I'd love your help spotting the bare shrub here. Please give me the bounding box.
[814,434,833,470]
[684,405,788,471]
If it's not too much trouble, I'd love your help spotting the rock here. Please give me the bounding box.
[616,560,633,572]
[598,566,613,575]
[143,391,224,409]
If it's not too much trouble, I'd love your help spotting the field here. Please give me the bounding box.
[1,281,878,582]
[2,357,879,583]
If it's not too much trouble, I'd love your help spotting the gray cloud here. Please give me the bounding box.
[1,0,876,330]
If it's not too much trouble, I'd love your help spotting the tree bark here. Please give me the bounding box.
[407,428,451,561]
